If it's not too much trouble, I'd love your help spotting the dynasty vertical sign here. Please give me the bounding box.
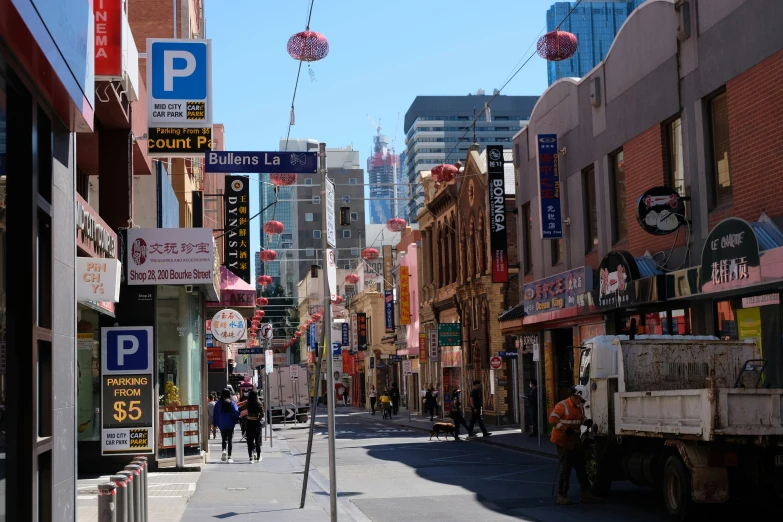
[536,134,563,239]
[224,176,251,283]
[487,145,509,283]
[383,245,395,333]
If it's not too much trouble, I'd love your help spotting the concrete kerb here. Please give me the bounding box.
[347,410,558,460]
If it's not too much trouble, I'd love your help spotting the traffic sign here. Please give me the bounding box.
[403,360,412,376]
[101,327,154,374]
[490,356,503,370]
[285,408,296,420]
[325,177,336,248]
[260,323,273,340]
[265,349,274,374]
[498,351,518,358]
[290,365,299,380]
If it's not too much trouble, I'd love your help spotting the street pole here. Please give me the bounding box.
[300,338,326,509]
[536,341,542,448]
[319,142,338,521]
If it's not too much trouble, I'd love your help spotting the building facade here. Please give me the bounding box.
[503,0,783,432]
[546,1,647,85]
[403,94,538,220]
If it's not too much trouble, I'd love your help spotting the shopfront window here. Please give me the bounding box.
[619,309,691,336]
[76,308,101,442]
[0,69,6,516]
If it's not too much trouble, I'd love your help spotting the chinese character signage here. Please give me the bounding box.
[342,323,350,347]
[357,313,367,349]
[438,323,461,347]
[598,251,641,309]
[126,228,215,285]
[399,266,411,324]
[428,328,438,362]
[701,218,761,293]
[383,245,393,291]
[351,313,359,350]
[636,186,686,236]
[536,134,562,239]
[523,267,592,316]
[384,290,395,333]
[419,333,427,363]
[486,145,509,283]
[224,176,251,283]
[210,309,247,344]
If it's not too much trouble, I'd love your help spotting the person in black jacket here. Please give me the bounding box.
[525,379,539,436]
[450,388,470,441]
[245,390,264,463]
[424,388,436,421]
[390,383,401,415]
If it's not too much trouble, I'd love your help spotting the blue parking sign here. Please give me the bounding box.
[101,327,154,375]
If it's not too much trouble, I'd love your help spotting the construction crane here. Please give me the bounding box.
[390,112,400,217]
[366,114,381,137]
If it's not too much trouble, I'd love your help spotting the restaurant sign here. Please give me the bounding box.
[76,194,117,258]
[523,267,591,317]
[438,323,461,347]
[701,218,761,293]
[598,251,641,309]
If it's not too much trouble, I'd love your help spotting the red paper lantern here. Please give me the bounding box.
[361,247,379,260]
[255,310,266,320]
[287,30,329,62]
[331,295,343,305]
[259,249,278,262]
[263,220,284,235]
[311,313,322,322]
[256,297,269,307]
[249,325,258,333]
[345,273,359,284]
[432,163,457,183]
[257,275,273,287]
[270,173,297,186]
[387,217,407,232]
[536,30,578,61]
[294,332,302,338]
[251,319,260,327]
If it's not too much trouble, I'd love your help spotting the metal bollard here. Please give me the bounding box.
[175,420,185,468]
[117,471,135,522]
[109,475,129,522]
[98,483,117,522]
[123,465,142,521]
[132,457,149,522]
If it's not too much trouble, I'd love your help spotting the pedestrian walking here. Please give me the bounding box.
[525,379,539,436]
[468,380,491,438]
[424,388,437,421]
[549,384,599,505]
[450,388,470,441]
[390,383,401,415]
[244,389,264,463]
[212,388,240,463]
[369,385,377,415]
[207,393,217,439]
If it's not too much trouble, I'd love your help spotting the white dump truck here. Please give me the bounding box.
[579,335,783,519]
[263,364,311,424]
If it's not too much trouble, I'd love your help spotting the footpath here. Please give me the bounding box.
[344,404,558,459]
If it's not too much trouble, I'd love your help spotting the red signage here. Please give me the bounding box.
[490,356,503,370]
[207,347,225,370]
[94,0,123,77]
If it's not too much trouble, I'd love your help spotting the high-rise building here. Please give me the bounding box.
[396,152,410,224]
[294,146,366,284]
[546,1,647,85]
[404,94,538,220]
[366,133,400,224]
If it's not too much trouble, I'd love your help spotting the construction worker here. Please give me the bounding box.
[549,384,599,505]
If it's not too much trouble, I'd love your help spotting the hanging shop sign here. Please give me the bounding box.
[224,176,251,284]
[342,323,350,346]
[94,0,122,77]
[636,186,686,236]
[384,290,395,333]
[438,323,461,347]
[399,265,411,325]
[206,347,225,369]
[536,134,562,239]
[598,251,641,309]
[147,38,212,128]
[308,323,317,352]
[429,328,438,361]
[127,228,215,285]
[101,327,155,455]
[357,313,368,349]
[77,257,122,303]
[487,145,509,283]
[351,313,359,350]
[327,249,337,299]
[523,266,591,317]
[419,333,427,363]
[701,218,761,293]
[76,194,117,258]
[210,309,246,344]
[147,126,212,156]
[204,151,318,173]
[383,245,394,291]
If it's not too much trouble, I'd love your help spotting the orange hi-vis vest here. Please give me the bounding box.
[549,397,584,450]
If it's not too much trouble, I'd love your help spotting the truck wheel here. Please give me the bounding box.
[586,448,612,496]
[663,456,691,521]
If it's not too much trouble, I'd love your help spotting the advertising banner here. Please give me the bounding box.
[77,257,122,303]
[384,290,395,333]
[126,228,214,285]
[523,267,591,317]
[536,134,563,239]
[383,245,393,291]
[326,178,336,248]
[101,327,155,455]
[224,176,251,283]
[94,0,122,77]
[419,333,427,363]
[486,145,509,283]
[399,265,411,324]
[341,323,350,346]
[147,126,212,157]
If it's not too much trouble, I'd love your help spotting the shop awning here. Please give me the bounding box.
[206,266,256,308]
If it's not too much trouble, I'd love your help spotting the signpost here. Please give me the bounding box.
[265,347,273,448]
[490,356,502,426]
[290,365,299,381]
[100,327,155,455]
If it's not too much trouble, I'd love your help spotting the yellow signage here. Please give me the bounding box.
[400,265,411,324]
[147,126,212,156]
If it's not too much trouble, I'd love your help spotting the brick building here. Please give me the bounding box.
[501,0,783,431]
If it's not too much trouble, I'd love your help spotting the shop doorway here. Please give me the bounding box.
[552,329,575,403]
[442,367,461,416]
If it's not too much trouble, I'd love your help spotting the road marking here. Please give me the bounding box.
[482,468,546,481]
[430,452,485,462]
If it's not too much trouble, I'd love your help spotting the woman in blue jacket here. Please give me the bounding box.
[213,388,240,462]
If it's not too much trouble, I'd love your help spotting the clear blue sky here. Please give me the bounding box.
[204,0,553,277]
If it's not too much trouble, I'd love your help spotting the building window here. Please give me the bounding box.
[304,178,313,185]
[522,203,532,275]
[306,248,315,257]
[551,238,563,266]
[313,230,321,239]
[342,195,350,204]
[583,165,598,253]
[343,264,350,269]
[350,212,358,221]
[610,149,627,243]
[665,117,685,196]
[312,195,320,204]
[351,247,359,256]
[349,178,357,185]
[305,213,314,222]
[342,230,351,238]
[707,90,731,207]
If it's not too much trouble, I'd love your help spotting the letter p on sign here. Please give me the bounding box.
[163,50,196,91]
[102,327,154,374]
